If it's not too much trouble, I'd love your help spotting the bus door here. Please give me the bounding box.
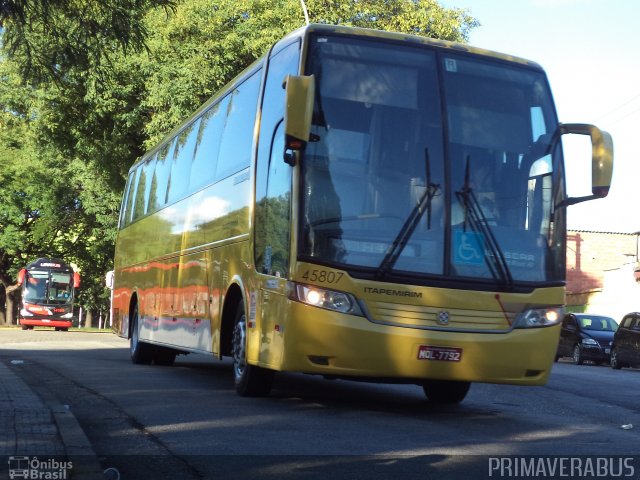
[256,127,291,368]
[253,41,300,368]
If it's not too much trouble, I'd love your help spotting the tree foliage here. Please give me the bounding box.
[0,0,176,83]
[0,0,478,324]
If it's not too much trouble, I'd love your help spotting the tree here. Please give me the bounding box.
[0,0,478,325]
[139,0,478,146]
[0,57,42,324]
[0,0,176,83]
[0,1,168,324]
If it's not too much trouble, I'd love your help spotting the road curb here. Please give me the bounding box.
[51,405,104,480]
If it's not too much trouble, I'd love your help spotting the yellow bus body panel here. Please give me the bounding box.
[277,302,559,385]
[113,167,253,354]
[248,262,564,385]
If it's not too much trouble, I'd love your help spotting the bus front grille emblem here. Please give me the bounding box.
[437,311,450,325]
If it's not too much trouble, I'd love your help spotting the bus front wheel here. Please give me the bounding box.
[422,380,470,404]
[231,303,274,397]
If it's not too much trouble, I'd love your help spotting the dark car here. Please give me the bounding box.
[556,313,618,365]
[610,312,640,370]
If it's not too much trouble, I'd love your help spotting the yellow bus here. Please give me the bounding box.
[111,24,613,403]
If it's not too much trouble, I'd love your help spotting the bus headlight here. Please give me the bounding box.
[20,309,33,316]
[513,307,564,328]
[288,283,363,316]
[60,312,73,319]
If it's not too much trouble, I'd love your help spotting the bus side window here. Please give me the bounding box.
[148,139,175,212]
[190,97,229,191]
[119,171,136,228]
[126,165,143,225]
[166,118,200,204]
[132,156,155,221]
[141,154,157,216]
[215,71,261,181]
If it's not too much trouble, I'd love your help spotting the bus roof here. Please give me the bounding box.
[129,23,543,172]
[279,23,543,70]
[26,258,73,272]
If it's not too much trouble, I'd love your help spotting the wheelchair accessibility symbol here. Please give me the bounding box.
[453,230,484,265]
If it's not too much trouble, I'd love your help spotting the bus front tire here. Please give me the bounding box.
[231,303,274,397]
[130,305,153,365]
[422,380,471,404]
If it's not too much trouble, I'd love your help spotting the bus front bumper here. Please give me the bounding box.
[277,304,560,386]
[20,318,73,328]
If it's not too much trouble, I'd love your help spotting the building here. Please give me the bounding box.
[566,230,640,321]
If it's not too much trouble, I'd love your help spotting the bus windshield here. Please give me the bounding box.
[24,270,74,305]
[301,34,565,287]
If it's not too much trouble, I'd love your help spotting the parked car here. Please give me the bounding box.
[556,313,618,365]
[610,312,640,370]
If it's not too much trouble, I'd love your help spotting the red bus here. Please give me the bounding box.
[17,258,80,331]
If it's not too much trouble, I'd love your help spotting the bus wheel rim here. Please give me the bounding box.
[131,317,138,353]
[232,316,247,378]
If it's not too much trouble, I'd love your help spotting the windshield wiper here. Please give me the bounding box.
[456,156,513,289]
[376,148,439,280]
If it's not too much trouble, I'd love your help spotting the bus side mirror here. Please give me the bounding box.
[557,123,614,207]
[17,269,26,286]
[74,272,81,288]
[283,74,315,166]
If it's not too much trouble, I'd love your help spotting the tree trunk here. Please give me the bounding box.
[6,293,16,325]
[85,309,94,328]
[0,285,5,325]
[0,282,20,326]
[6,284,20,326]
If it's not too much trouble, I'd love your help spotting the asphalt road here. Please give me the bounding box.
[1,328,639,479]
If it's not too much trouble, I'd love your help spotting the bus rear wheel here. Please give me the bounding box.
[422,380,471,404]
[130,304,153,365]
[231,303,274,397]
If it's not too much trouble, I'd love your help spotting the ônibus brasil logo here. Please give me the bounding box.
[8,456,72,479]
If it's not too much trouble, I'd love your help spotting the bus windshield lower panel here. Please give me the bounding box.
[300,34,565,287]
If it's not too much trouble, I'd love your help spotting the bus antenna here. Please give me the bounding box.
[300,0,310,25]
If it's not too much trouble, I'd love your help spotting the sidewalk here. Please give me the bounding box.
[0,359,105,479]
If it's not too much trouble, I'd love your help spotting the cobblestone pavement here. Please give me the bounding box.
[0,359,104,480]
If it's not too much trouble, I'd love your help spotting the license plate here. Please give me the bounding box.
[417,345,462,362]
[42,319,50,323]
[605,348,610,354]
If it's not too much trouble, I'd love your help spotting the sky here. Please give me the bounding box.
[441,0,640,233]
